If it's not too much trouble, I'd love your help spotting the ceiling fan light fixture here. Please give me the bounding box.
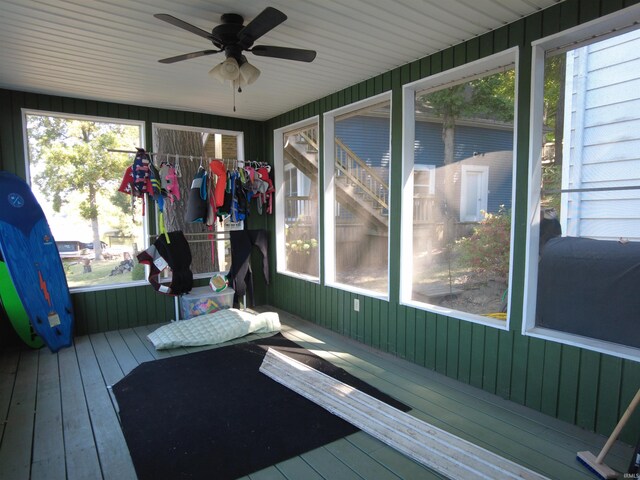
[219,57,240,80]
[239,61,260,85]
[208,62,227,83]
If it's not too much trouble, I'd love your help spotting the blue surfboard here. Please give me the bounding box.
[0,171,74,352]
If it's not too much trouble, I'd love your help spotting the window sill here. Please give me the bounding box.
[325,280,389,301]
[401,298,510,330]
[524,326,640,362]
[70,279,149,294]
[277,269,320,284]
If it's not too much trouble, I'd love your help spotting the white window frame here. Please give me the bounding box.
[400,48,519,330]
[523,4,640,362]
[21,109,148,293]
[273,117,321,282]
[152,123,244,163]
[323,92,392,299]
[152,122,244,281]
[414,164,436,196]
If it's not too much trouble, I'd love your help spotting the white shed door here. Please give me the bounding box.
[460,165,489,222]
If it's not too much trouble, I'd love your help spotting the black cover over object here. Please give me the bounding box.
[537,237,640,348]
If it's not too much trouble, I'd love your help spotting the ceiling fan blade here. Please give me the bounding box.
[154,14,213,41]
[251,45,317,62]
[237,7,287,48]
[158,50,221,64]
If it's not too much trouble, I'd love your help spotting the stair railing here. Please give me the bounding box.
[297,128,318,153]
[334,137,389,211]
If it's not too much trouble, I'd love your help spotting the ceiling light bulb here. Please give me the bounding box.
[208,63,226,83]
[239,62,261,85]
[219,57,239,80]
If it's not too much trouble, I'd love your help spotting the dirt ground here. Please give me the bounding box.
[434,275,508,315]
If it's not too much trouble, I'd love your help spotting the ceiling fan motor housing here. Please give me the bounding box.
[155,7,316,66]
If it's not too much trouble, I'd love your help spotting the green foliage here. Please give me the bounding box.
[27,116,139,220]
[284,221,319,275]
[285,223,318,255]
[131,262,145,281]
[542,163,562,214]
[456,206,511,281]
[543,54,565,143]
[418,69,515,126]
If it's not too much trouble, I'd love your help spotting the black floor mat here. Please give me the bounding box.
[113,333,409,480]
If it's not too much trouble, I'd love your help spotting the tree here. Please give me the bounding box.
[417,69,515,240]
[27,116,139,260]
[543,54,565,166]
[154,127,220,273]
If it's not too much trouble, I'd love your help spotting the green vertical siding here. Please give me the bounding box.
[264,0,640,443]
[0,89,265,334]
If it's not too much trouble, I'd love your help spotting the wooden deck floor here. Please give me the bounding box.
[0,307,633,480]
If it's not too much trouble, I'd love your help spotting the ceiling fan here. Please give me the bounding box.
[154,6,317,67]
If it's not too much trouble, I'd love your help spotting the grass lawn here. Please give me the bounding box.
[64,258,140,288]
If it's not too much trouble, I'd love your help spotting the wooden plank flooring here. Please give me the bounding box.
[0,307,634,480]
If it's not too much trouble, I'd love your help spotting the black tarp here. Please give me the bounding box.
[537,237,640,348]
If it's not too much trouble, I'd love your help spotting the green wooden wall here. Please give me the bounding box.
[264,0,640,443]
[0,88,267,336]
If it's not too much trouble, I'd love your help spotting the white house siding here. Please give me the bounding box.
[561,29,640,241]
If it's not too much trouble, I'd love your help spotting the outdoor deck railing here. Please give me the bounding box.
[334,137,389,211]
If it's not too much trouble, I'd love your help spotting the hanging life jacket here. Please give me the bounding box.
[119,148,154,216]
[160,163,181,204]
[229,171,248,222]
[149,162,170,242]
[257,166,275,215]
[209,160,227,208]
[185,167,208,223]
[132,148,153,196]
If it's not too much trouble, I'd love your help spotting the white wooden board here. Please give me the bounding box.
[260,347,550,480]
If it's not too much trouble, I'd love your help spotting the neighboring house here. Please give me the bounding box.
[335,114,514,223]
[414,118,514,222]
[561,28,640,241]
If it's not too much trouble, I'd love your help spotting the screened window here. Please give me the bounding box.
[324,96,391,297]
[401,50,517,327]
[23,111,145,290]
[525,16,640,358]
[274,120,320,279]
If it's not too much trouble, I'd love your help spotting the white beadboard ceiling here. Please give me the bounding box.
[0,0,561,121]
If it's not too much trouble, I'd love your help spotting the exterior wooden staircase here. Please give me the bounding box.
[284,128,389,231]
